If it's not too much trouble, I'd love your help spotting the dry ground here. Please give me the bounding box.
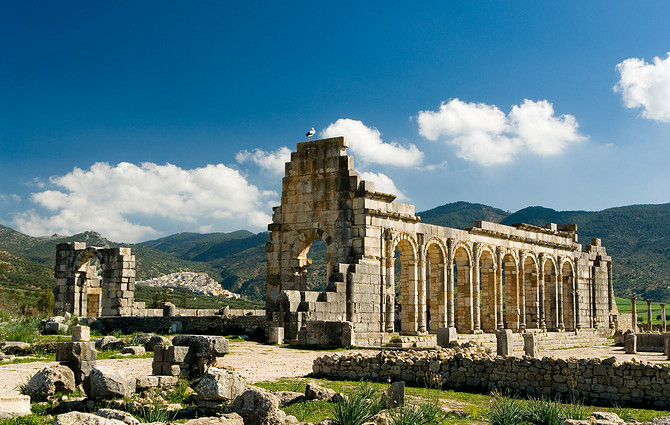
[1,341,667,398]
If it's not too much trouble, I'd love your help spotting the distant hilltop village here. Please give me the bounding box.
[136,271,241,298]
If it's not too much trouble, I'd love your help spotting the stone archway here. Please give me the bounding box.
[562,260,576,330]
[480,247,497,331]
[503,252,520,330]
[454,244,473,332]
[426,239,447,331]
[392,235,419,334]
[543,256,559,331]
[523,254,539,329]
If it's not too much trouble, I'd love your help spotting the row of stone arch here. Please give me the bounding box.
[385,232,580,334]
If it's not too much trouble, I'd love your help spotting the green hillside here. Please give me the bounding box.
[0,226,221,281]
[0,250,54,312]
[419,201,510,229]
[499,204,670,300]
[138,230,255,260]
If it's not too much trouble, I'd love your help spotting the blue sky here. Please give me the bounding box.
[1,2,669,242]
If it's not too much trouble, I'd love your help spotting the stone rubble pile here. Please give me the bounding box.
[152,335,229,379]
[136,272,241,298]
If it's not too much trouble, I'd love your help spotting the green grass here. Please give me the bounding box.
[255,378,670,424]
[0,414,52,425]
[0,318,42,343]
[616,297,668,325]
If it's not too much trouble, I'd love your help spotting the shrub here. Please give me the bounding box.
[485,394,525,425]
[525,398,563,425]
[330,383,384,425]
[0,318,41,343]
[134,403,176,423]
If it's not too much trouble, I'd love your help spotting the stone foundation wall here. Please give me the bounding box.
[312,350,670,408]
[96,315,267,337]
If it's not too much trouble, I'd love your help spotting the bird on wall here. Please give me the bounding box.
[306,127,315,138]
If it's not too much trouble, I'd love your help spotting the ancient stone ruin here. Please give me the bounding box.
[54,243,136,317]
[266,137,617,346]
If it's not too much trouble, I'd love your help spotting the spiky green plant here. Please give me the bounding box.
[525,398,563,425]
[485,394,526,425]
[330,383,384,425]
[134,404,175,423]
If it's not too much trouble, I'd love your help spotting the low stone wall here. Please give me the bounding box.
[96,315,268,338]
[312,349,670,408]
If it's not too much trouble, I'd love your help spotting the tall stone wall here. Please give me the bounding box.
[266,137,617,347]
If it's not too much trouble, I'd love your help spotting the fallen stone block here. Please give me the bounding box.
[194,368,246,401]
[273,391,304,406]
[232,386,286,425]
[54,411,126,425]
[95,336,125,351]
[387,381,404,408]
[120,346,145,356]
[89,366,136,399]
[72,325,91,342]
[183,414,244,425]
[146,335,171,351]
[172,335,229,357]
[95,408,139,425]
[44,322,68,335]
[0,395,31,420]
[305,383,338,402]
[25,365,75,401]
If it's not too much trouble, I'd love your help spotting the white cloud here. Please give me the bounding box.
[614,53,670,122]
[14,162,275,242]
[359,172,406,200]
[321,119,424,167]
[236,147,292,175]
[0,194,21,203]
[417,99,585,166]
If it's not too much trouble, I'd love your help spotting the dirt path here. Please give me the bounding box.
[0,341,354,397]
[2,341,666,398]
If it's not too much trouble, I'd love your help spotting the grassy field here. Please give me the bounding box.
[616,297,668,325]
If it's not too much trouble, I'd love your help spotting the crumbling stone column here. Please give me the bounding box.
[56,326,96,392]
[388,381,404,408]
[662,304,667,333]
[624,332,637,354]
[647,299,653,332]
[630,297,637,333]
[496,329,513,356]
[523,333,539,357]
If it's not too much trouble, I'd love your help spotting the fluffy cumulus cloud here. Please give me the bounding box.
[236,147,292,175]
[14,162,275,242]
[417,99,585,166]
[614,53,670,122]
[358,172,406,200]
[321,119,424,167]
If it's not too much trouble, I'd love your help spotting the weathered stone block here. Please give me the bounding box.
[269,327,284,345]
[437,327,457,348]
[387,381,404,408]
[496,329,513,356]
[72,325,90,342]
[625,333,637,354]
[523,333,539,357]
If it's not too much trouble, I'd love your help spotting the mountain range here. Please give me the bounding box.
[1,201,669,305]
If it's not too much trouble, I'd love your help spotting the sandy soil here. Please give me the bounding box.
[1,341,666,398]
[0,341,350,397]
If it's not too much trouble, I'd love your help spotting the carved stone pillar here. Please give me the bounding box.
[417,244,427,333]
[519,251,526,330]
[629,297,637,333]
[662,303,667,333]
[574,258,581,330]
[647,299,653,332]
[472,243,481,332]
[539,254,546,331]
[557,256,565,330]
[446,239,455,328]
[496,247,504,329]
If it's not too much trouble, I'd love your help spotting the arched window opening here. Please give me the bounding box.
[75,254,103,318]
[305,238,329,291]
[544,259,559,330]
[524,256,539,329]
[454,247,472,332]
[480,250,497,331]
[393,240,418,334]
[502,254,519,330]
[562,262,575,330]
